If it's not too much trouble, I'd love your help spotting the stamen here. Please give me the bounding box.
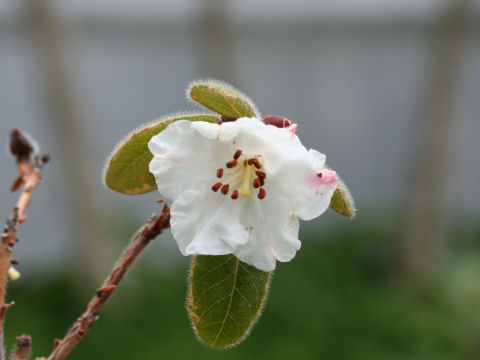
[317,172,323,178]
[212,182,222,192]
[255,170,266,179]
[213,150,267,200]
[222,168,244,186]
[258,188,266,199]
[226,160,237,168]
[239,164,254,197]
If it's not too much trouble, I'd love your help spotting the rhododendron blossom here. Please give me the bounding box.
[148,117,337,271]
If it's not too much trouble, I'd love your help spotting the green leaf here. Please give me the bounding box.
[329,177,356,218]
[187,79,260,119]
[188,255,272,349]
[104,113,218,195]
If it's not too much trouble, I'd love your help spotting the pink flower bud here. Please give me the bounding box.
[262,115,292,128]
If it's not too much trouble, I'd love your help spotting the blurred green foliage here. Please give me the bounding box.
[4,222,480,360]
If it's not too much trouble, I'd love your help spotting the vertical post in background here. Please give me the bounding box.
[194,0,239,85]
[402,0,470,284]
[23,0,107,286]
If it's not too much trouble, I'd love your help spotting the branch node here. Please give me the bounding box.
[0,302,15,319]
[13,334,31,360]
[96,285,116,297]
[15,335,31,348]
[9,129,36,163]
[53,339,62,349]
[10,177,23,193]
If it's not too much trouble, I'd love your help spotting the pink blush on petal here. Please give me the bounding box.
[306,169,337,189]
[286,124,299,140]
[166,154,183,163]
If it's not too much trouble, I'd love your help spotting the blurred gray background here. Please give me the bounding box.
[0,0,479,279]
[2,1,480,359]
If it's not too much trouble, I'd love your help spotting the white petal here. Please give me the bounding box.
[192,120,241,141]
[233,195,301,271]
[170,187,301,272]
[170,189,250,256]
[270,148,337,221]
[308,149,326,172]
[150,117,338,272]
[148,120,221,200]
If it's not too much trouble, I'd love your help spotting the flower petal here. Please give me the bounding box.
[233,196,301,271]
[269,149,337,221]
[170,189,250,256]
[170,187,300,272]
[150,117,339,271]
[191,120,242,141]
[148,120,224,200]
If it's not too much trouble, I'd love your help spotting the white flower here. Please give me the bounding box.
[148,117,338,271]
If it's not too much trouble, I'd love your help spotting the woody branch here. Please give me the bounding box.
[0,129,49,360]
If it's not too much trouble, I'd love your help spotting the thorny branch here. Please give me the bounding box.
[0,129,49,360]
[43,201,170,360]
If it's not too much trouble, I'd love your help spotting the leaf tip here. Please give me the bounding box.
[186,78,261,118]
[330,175,356,219]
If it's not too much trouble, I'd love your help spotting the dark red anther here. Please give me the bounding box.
[221,184,229,195]
[212,182,222,192]
[253,158,261,169]
[255,170,266,179]
[217,168,224,178]
[253,178,261,188]
[247,158,255,165]
[262,115,292,128]
[217,115,237,124]
[317,172,323,178]
[233,149,242,160]
[231,190,239,199]
[226,160,237,168]
[258,188,266,199]
[259,177,265,186]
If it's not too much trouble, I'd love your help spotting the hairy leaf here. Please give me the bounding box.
[104,113,218,195]
[330,177,356,218]
[188,255,272,349]
[187,79,260,119]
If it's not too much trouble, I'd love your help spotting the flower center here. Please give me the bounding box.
[211,149,267,200]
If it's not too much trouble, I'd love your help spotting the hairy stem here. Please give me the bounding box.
[44,202,170,360]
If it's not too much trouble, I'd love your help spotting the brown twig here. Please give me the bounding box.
[44,201,170,360]
[13,335,32,360]
[0,130,49,360]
